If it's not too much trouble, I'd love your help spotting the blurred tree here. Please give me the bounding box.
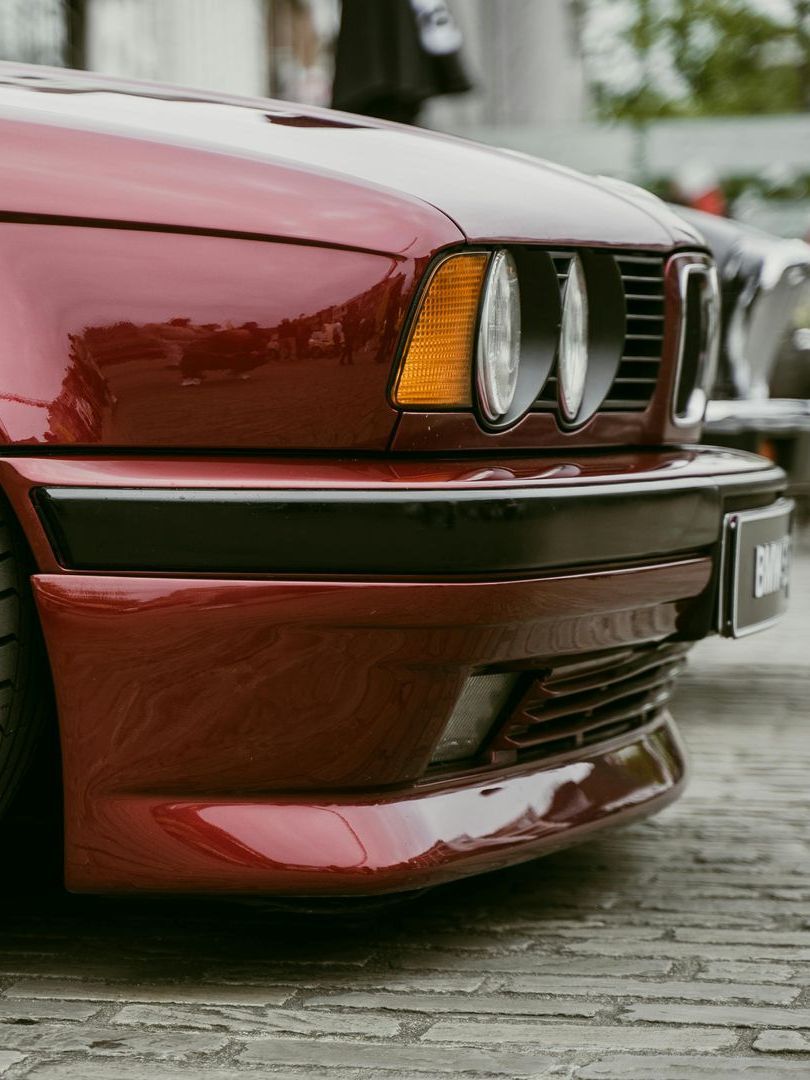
[794,0,810,108]
[588,0,810,120]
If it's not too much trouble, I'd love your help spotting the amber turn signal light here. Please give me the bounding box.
[393,252,489,408]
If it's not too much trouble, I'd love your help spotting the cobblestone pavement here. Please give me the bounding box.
[0,536,808,1079]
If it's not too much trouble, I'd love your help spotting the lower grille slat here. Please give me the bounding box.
[521,661,685,726]
[487,643,686,765]
[508,687,674,750]
[541,644,689,696]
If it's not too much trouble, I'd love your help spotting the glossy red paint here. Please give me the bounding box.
[0,64,782,897]
[0,445,774,893]
[0,63,700,250]
[0,213,700,451]
[0,220,691,452]
[0,63,706,453]
[33,562,700,893]
[59,723,685,895]
[0,92,461,258]
[0,223,416,449]
[33,558,712,789]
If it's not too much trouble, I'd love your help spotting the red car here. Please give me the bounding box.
[0,63,793,897]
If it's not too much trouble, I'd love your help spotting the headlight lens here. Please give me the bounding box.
[558,254,589,423]
[476,250,521,422]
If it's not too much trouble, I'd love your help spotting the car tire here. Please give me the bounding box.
[0,500,49,823]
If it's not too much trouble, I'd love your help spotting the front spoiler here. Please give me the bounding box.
[66,717,685,895]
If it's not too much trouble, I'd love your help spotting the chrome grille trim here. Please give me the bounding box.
[609,253,665,410]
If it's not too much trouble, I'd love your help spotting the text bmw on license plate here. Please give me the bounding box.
[719,499,794,637]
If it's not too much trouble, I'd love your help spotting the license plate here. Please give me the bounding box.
[719,499,794,638]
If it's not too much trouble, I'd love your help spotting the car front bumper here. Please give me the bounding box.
[0,447,784,895]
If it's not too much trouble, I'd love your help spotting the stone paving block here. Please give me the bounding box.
[392,951,675,976]
[0,1052,24,1076]
[563,940,810,961]
[623,1002,810,1028]
[0,1023,230,1059]
[674,928,810,946]
[527,926,666,941]
[149,945,376,968]
[0,998,101,1021]
[211,970,486,993]
[111,1002,401,1036]
[23,1066,314,1080]
[576,1054,810,1078]
[473,902,777,928]
[497,975,797,1004]
[238,1038,558,1076]
[3,978,293,1007]
[753,1029,810,1052]
[304,990,602,1017]
[586,909,773,927]
[771,888,810,900]
[421,1019,738,1050]
[697,961,798,984]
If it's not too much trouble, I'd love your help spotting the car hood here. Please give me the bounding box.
[0,63,701,253]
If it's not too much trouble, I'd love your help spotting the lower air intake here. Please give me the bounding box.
[489,642,689,764]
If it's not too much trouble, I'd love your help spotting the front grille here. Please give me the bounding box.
[487,642,687,764]
[535,249,667,413]
[611,253,667,409]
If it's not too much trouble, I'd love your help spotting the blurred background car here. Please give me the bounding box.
[675,207,810,507]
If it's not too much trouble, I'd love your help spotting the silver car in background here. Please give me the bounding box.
[678,207,810,506]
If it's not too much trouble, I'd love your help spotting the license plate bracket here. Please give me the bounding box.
[719,499,794,638]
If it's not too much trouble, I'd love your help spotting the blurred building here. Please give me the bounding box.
[424,0,588,130]
[0,0,339,103]
[2,0,806,237]
[0,0,69,67]
[0,0,586,123]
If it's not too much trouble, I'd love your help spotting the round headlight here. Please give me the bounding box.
[558,254,589,423]
[476,250,521,423]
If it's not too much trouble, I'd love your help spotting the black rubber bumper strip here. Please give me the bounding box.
[32,468,784,576]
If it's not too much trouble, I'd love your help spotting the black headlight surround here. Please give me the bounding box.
[555,249,626,431]
[474,246,562,433]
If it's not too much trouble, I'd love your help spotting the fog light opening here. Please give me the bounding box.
[430,673,519,765]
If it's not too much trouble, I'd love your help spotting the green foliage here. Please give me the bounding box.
[590,0,810,121]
